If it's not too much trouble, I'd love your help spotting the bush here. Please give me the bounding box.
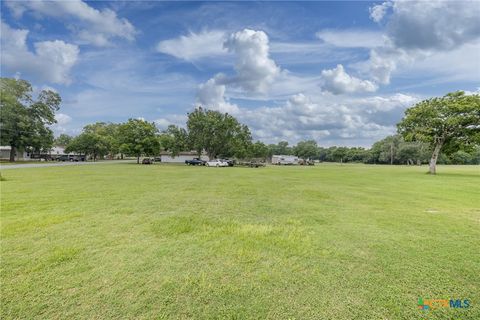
[450,151,472,165]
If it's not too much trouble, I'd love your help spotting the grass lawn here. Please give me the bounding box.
[1,163,479,319]
[0,160,43,165]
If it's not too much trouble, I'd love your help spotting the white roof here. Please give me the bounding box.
[1,146,67,153]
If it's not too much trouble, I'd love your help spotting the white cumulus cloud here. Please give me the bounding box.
[365,47,413,85]
[154,114,188,130]
[156,30,227,61]
[222,29,281,93]
[235,92,416,146]
[1,21,79,84]
[196,78,239,114]
[320,64,378,94]
[363,0,480,85]
[369,1,392,23]
[5,0,136,46]
[51,113,73,135]
[195,29,282,114]
[371,0,480,51]
[55,113,72,125]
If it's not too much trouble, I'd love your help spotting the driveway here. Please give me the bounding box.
[0,160,134,170]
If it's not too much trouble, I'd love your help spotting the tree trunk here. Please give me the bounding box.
[9,145,16,162]
[390,143,394,165]
[137,156,140,164]
[429,141,443,175]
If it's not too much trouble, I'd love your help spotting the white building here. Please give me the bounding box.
[49,146,73,157]
[0,145,75,161]
[0,146,31,161]
[271,155,299,165]
[160,151,209,163]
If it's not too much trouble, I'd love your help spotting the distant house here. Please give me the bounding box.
[27,145,69,160]
[46,146,85,161]
[0,145,81,161]
[160,151,209,163]
[50,146,68,156]
[0,146,31,161]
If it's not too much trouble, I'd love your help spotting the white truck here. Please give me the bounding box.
[206,159,229,167]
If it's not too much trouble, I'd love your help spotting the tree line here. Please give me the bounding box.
[265,137,480,165]
[57,125,480,167]
[2,78,479,173]
[59,107,264,164]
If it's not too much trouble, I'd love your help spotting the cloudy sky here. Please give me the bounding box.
[1,0,479,147]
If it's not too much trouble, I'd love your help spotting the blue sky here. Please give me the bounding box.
[1,0,479,146]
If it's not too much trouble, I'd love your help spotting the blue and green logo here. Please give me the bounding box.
[418,297,470,310]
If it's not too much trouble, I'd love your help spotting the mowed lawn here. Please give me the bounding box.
[1,164,479,319]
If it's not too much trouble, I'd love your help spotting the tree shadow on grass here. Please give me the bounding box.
[427,171,480,178]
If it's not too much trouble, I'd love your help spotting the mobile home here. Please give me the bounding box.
[160,151,209,163]
[0,146,31,161]
[271,155,299,165]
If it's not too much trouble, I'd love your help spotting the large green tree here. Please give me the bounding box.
[397,91,480,174]
[268,141,292,156]
[370,135,403,165]
[396,141,430,165]
[0,78,61,161]
[469,146,480,165]
[293,140,318,160]
[65,122,120,161]
[331,146,349,163]
[248,141,270,160]
[84,122,121,159]
[187,107,252,159]
[54,134,73,146]
[118,119,160,164]
[65,132,108,161]
[345,147,369,163]
[158,125,189,157]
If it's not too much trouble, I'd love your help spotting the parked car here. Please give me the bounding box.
[142,158,152,164]
[72,155,86,162]
[57,155,71,162]
[206,159,229,167]
[153,157,162,162]
[299,159,315,166]
[238,161,265,168]
[222,159,235,167]
[185,158,206,166]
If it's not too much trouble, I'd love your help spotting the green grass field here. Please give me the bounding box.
[0,160,43,165]
[1,163,479,319]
